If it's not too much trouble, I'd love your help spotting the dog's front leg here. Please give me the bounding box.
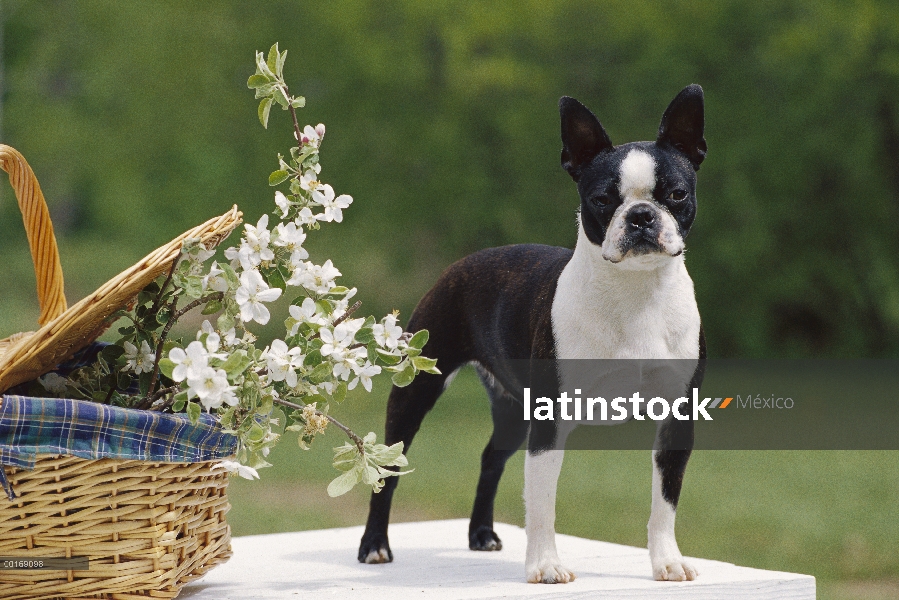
[648,417,698,581]
[524,448,575,583]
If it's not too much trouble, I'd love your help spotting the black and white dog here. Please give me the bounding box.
[359,85,707,584]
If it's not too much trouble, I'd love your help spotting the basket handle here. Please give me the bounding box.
[0,145,68,325]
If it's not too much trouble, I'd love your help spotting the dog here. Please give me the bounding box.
[358,85,707,584]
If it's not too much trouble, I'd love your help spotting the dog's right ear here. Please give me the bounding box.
[560,97,613,181]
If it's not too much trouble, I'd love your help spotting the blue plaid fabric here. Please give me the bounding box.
[0,346,237,501]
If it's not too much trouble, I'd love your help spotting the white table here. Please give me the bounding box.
[181,519,815,599]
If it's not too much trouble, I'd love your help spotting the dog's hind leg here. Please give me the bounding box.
[648,416,698,581]
[469,367,529,551]
[358,358,463,564]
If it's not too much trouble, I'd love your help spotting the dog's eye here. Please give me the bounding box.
[590,194,612,207]
[668,189,687,201]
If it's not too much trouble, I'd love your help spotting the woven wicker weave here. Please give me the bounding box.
[0,144,243,393]
[0,456,232,600]
[0,146,243,598]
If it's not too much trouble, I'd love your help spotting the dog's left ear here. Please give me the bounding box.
[657,84,707,171]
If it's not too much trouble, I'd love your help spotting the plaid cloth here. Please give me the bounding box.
[0,396,237,500]
[0,345,237,501]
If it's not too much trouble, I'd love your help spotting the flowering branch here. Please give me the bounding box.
[58,43,438,496]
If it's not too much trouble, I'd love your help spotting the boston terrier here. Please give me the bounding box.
[358,85,707,584]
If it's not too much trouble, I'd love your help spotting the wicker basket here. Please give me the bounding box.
[0,146,243,599]
[0,456,232,600]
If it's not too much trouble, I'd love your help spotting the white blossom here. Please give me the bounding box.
[297,123,325,147]
[38,372,68,394]
[235,269,283,325]
[300,169,323,192]
[350,362,382,392]
[168,341,209,382]
[272,221,308,256]
[211,460,260,480]
[311,184,353,223]
[318,317,362,357]
[263,339,305,387]
[124,340,156,374]
[288,298,328,334]
[287,259,341,294]
[373,314,403,350]
[186,365,235,410]
[202,261,230,293]
[244,214,275,266]
[274,190,292,218]
[295,207,323,227]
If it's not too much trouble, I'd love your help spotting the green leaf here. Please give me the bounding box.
[411,356,438,372]
[220,262,240,287]
[371,441,405,466]
[290,96,306,108]
[273,85,290,109]
[267,267,287,291]
[308,361,333,384]
[221,350,252,381]
[376,349,402,365]
[391,363,415,388]
[325,286,351,297]
[172,392,187,412]
[267,43,280,76]
[315,299,333,315]
[247,422,266,443]
[269,169,289,186]
[186,401,201,425]
[408,329,429,350]
[332,381,347,403]
[156,308,171,325]
[270,407,287,433]
[201,299,222,315]
[100,345,125,362]
[354,327,374,345]
[276,49,287,78]
[247,74,271,89]
[217,312,235,332]
[258,97,273,129]
[327,467,360,497]
[158,357,176,379]
[256,50,274,78]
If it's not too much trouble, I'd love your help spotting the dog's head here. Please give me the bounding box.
[560,85,706,268]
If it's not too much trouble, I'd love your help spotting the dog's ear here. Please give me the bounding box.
[657,84,707,170]
[560,97,613,181]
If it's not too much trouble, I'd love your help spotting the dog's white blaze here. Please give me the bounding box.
[619,149,656,200]
[648,452,698,581]
[524,450,575,583]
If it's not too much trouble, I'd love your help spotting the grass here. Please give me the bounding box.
[226,366,899,600]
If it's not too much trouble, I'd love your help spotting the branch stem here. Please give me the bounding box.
[150,257,179,315]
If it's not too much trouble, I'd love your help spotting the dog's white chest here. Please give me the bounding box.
[551,228,701,361]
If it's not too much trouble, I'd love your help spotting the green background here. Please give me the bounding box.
[1,2,897,598]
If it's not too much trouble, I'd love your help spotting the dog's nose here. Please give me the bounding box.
[626,205,656,229]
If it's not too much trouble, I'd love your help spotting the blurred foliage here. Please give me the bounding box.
[2,0,899,357]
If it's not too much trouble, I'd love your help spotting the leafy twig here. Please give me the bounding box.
[150,257,179,316]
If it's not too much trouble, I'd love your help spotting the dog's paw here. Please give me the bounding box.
[469,525,503,551]
[526,560,576,584]
[358,532,393,564]
[652,556,698,582]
